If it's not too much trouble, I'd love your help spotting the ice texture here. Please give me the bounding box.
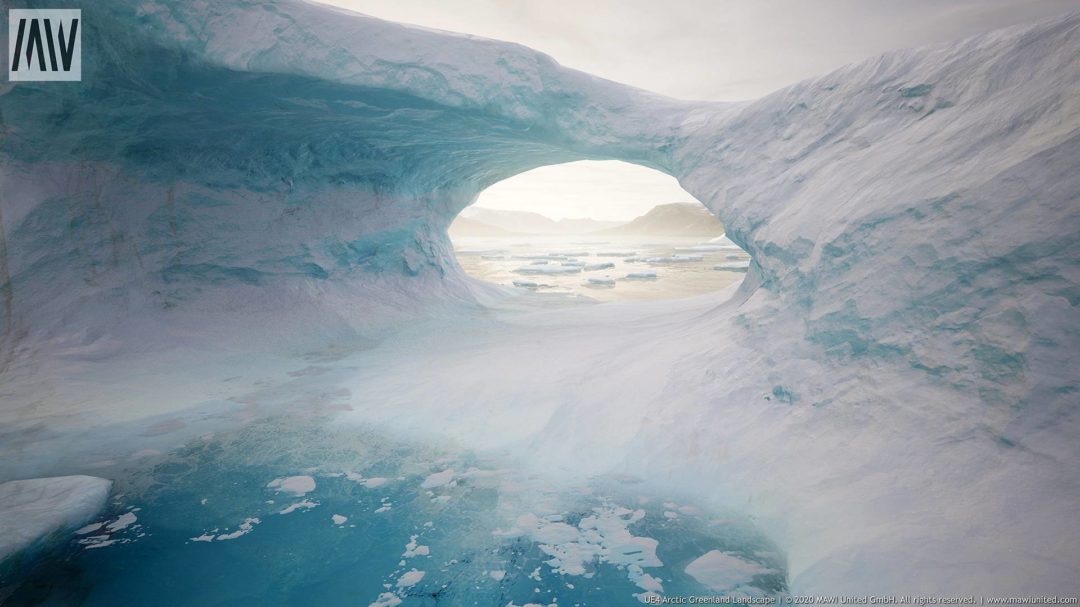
[0,0,1077,596]
[0,476,112,562]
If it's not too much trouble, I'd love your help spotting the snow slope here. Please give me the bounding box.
[0,0,1077,594]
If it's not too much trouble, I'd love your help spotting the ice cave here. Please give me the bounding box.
[0,1,1078,604]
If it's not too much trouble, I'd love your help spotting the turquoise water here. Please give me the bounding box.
[5,418,785,605]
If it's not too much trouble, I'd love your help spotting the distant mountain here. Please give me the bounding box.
[447,216,515,238]
[599,203,724,236]
[459,208,622,235]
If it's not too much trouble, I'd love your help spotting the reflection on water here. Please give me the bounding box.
[6,417,785,606]
[454,236,751,302]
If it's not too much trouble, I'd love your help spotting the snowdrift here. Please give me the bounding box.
[1,0,1078,594]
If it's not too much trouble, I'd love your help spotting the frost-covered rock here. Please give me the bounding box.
[0,476,112,563]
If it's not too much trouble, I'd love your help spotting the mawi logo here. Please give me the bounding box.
[8,9,81,81]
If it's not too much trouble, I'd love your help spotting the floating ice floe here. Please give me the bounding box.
[396,569,425,588]
[194,517,261,542]
[279,500,318,514]
[331,514,347,525]
[511,280,556,289]
[585,277,616,288]
[455,249,507,256]
[420,469,455,489]
[497,505,662,596]
[513,265,582,275]
[624,271,658,280]
[343,472,389,488]
[267,475,316,496]
[402,535,430,557]
[714,261,750,272]
[583,262,615,271]
[627,255,703,264]
[368,592,402,607]
[683,550,775,592]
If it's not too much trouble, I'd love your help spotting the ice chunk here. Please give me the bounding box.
[368,593,402,607]
[420,469,455,489]
[583,262,615,271]
[402,535,430,557]
[624,271,658,280]
[683,550,774,592]
[513,265,582,275]
[585,277,616,288]
[396,569,425,588]
[332,514,347,525]
[627,255,703,264]
[0,476,112,562]
[106,511,138,532]
[279,500,318,514]
[267,475,316,496]
[714,261,750,272]
[214,517,261,541]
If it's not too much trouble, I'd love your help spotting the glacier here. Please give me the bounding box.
[0,0,1078,599]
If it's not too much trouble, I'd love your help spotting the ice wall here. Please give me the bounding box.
[1,0,1077,594]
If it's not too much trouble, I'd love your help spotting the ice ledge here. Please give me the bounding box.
[0,475,113,563]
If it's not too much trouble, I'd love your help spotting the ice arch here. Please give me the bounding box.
[0,0,1078,595]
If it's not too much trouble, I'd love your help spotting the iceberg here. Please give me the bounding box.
[0,476,112,563]
[0,0,1077,597]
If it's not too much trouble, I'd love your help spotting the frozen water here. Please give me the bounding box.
[0,0,1076,596]
[0,476,112,563]
[513,265,583,275]
[714,261,750,272]
[0,421,785,605]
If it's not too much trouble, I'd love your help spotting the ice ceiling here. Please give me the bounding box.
[0,0,1078,595]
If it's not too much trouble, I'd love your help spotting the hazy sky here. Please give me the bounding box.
[322,0,1079,220]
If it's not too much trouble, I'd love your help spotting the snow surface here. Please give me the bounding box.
[0,0,1077,595]
[0,476,112,562]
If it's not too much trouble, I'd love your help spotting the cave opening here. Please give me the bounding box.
[449,160,750,302]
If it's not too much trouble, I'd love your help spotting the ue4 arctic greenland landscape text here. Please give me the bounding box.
[0,1,1078,604]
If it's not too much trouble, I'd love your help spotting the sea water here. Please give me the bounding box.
[454,236,750,302]
[5,417,785,605]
